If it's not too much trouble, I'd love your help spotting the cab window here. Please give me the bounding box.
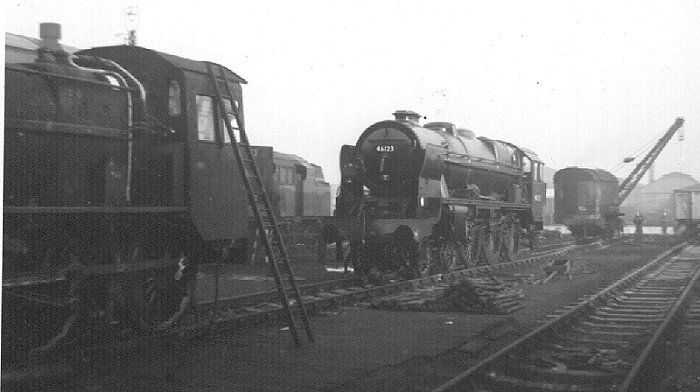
[220,98,240,144]
[168,80,182,116]
[196,95,215,141]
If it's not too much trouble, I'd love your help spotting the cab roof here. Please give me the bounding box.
[77,45,247,84]
[554,167,618,182]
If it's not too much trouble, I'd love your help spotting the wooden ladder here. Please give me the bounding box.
[206,62,314,346]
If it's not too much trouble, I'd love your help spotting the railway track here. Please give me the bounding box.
[431,241,699,392]
[177,240,585,335]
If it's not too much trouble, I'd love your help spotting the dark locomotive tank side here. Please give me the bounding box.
[2,23,254,362]
[5,55,131,210]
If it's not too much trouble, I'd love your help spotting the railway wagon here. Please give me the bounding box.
[673,184,700,234]
[327,110,545,278]
[3,23,252,360]
[553,167,624,238]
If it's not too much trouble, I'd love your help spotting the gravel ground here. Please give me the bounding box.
[659,287,700,392]
[5,235,686,392]
[195,254,349,300]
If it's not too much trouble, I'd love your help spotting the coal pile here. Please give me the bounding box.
[432,278,524,314]
[367,277,525,314]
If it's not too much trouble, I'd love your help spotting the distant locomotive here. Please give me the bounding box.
[2,23,262,360]
[331,111,545,278]
[269,151,331,217]
[248,148,331,259]
[553,167,624,239]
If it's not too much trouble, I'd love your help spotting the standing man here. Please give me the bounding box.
[660,211,670,234]
[633,212,644,237]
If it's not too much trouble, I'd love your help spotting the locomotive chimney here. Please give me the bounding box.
[37,22,70,64]
[39,23,62,50]
[392,110,422,125]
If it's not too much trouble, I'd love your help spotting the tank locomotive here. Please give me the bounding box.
[332,111,546,278]
[3,24,252,360]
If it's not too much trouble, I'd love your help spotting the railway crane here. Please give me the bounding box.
[617,117,685,205]
[554,117,685,238]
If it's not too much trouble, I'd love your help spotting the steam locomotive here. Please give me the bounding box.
[3,24,330,361]
[330,111,546,278]
[553,167,624,239]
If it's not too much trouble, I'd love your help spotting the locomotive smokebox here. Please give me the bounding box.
[39,23,62,50]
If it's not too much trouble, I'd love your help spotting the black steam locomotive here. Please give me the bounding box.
[3,24,259,360]
[553,167,624,239]
[331,111,546,278]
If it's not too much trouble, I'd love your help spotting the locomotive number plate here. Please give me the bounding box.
[376,145,395,153]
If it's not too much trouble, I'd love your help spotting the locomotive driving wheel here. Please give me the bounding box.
[439,243,460,272]
[476,225,498,265]
[497,222,517,263]
[413,241,433,278]
[395,241,419,279]
[2,278,77,361]
[73,242,195,336]
[1,252,103,361]
[116,244,195,332]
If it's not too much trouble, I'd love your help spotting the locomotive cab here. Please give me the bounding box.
[79,46,250,245]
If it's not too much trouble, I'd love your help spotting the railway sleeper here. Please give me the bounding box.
[476,371,612,392]
[569,327,652,340]
[596,306,665,317]
[644,273,695,280]
[609,296,676,305]
[578,321,655,331]
[636,281,688,287]
[604,301,673,310]
[542,342,635,357]
[588,314,665,324]
[617,295,681,302]
[597,305,671,314]
[618,290,683,297]
[505,363,619,385]
[621,288,683,295]
[554,335,634,350]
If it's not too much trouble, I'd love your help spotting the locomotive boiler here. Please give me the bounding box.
[3,23,250,361]
[333,111,546,278]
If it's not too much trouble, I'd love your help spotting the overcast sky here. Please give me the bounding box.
[5,0,699,185]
